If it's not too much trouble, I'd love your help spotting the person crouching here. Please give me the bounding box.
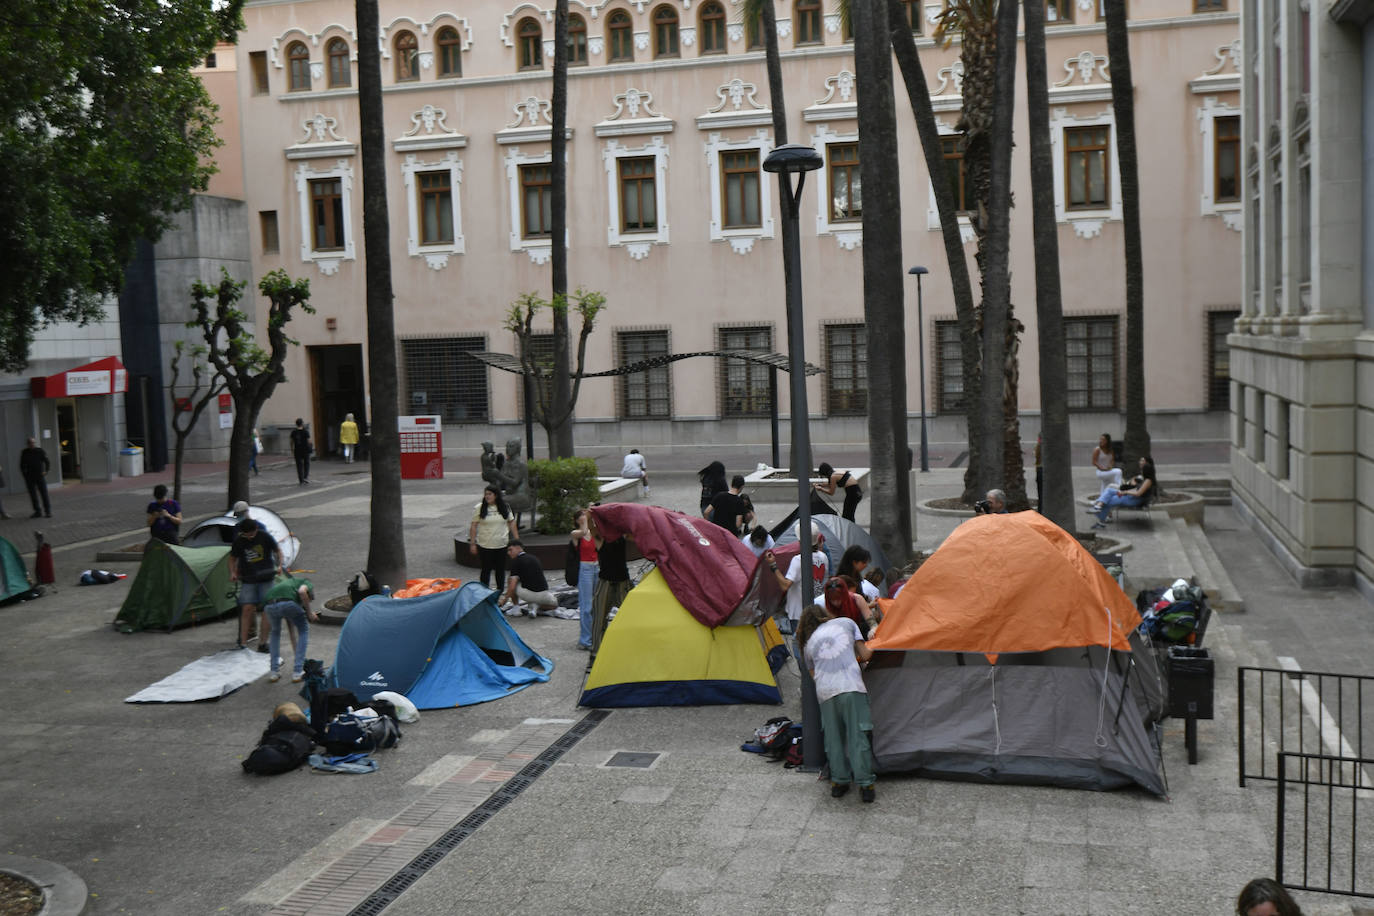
[263,574,316,683]
[797,603,876,803]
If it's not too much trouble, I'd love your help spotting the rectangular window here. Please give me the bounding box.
[828,143,862,222]
[309,178,345,250]
[934,320,964,414]
[1046,0,1072,23]
[401,336,489,423]
[1194,0,1225,10]
[618,157,657,232]
[1215,116,1240,203]
[721,150,761,229]
[1207,310,1239,411]
[719,326,772,417]
[1065,316,1118,409]
[520,333,557,416]
[826,324,867,415]
[259,210,279,255]
[902,0,923,32]
[520,164,552,239]
[250,51,270,95]
[940,136,970,213]
[1065,125,1110,210]
[418,171,454,245]
[618,330,671,418]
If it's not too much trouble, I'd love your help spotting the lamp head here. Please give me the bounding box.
[908,266,929,276]
[763,144,824,174]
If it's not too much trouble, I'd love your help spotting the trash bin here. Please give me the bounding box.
[118,446,143,478]
[1166,645,1214,720]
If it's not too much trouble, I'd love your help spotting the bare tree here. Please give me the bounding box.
[165,340,225,504]
[506,290,606,455]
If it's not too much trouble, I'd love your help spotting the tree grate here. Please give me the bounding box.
[345,710,609,916]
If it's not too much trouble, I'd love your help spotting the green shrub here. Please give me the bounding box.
[528,457,600,534]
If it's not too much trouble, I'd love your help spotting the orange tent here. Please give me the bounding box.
[869,511,1141,654]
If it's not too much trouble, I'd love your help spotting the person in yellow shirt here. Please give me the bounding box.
[339,413,359,463]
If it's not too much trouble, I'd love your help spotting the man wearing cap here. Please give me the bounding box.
[764,522,830,635]
[230,517,283,651]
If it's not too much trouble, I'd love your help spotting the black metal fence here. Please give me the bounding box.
[1275,752,1374,899]
[1237,666,1374,787]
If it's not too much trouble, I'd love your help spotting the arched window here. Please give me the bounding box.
[517,17,543,70]
[607,10,634,62]
[394,30,419,81]
[326,38,350,88]
[287,41,311,91]
[653,6,679,58]
[795,0,822,44]
[436,26,461,77]
[568,14,588,65]
[699,1,726,53]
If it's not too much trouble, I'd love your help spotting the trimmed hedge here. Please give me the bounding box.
[528,458,600,534]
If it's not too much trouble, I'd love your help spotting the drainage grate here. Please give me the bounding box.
[604,751,660,769]
[347,709,610,916]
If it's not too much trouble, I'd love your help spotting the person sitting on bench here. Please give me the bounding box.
[1092,456,1156,529]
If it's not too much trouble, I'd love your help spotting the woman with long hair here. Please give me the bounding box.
[822,576,878,638]
[815,462,863,521]
[697,461,728,515]
[1090,433,1124,505]
[837,545,880,601]
[1235,878,1303,916]
[468,485,518,589]
[571,508,598,651]
[1092,456,1157,529]
[797,603,876,803]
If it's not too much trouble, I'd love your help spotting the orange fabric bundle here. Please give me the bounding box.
[392,577,463,598]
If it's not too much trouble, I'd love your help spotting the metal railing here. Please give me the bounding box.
[1238,666,1374,787]
[1276,752,1374,899]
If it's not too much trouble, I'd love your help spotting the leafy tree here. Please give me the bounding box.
[166,341,227,504]
[1022,0,1074,527]
[505,290,606,457]
[356,0,407,589]
[188,270,314,508]
[1104,0,1151,465]
[0,0,243,372]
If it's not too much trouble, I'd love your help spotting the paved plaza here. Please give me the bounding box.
[3,445,1373,915]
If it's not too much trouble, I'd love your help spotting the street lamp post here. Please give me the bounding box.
[764,143,824,771]
[908,266,930,473]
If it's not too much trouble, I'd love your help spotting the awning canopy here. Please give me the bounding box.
[30,356,128,398]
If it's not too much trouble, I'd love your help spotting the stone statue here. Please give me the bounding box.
[479,441,504,488]
[499,438,533,515]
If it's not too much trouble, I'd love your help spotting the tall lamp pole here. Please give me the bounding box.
[764,143,824,771]
[907,266,930,473]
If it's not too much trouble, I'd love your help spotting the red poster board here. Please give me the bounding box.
[398,415,443,479]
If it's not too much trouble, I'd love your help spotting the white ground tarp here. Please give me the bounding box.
[124,648,270,703]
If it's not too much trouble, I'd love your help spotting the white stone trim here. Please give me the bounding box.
[704,129,774,253]
[603,136,670,257]
[594,86,676,137]
[1049,106,1123,238]
[503,146,566,264]
[1197,95,1242,229]
[393,104,468,152]
[1048,50,1114,104]
[294,159,356,275]
[424,13,474,52]
[696,77,773,130]
[803,70,857,122]
[811,125,861,249]
[402,151,465,270]
[925,119,974,245]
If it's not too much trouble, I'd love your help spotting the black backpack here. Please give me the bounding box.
[242,716,317,775]
[321,712,401,755]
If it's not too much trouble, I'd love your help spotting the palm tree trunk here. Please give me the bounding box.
[355,0,407,588]
[550,0,573,458]
[885,0,982,504]
[854,0,911,561]
[1022,0,1073,527]
[1105,0,1149,464]
[977,0,1018,493]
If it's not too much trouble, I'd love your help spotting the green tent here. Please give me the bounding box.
[0,536,36,605]
[114,541,237,632]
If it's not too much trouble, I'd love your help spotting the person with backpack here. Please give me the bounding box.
[797,602,876,803]
[263,574,316,683]
[289,418,312,484]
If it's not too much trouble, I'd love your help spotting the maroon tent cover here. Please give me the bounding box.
[589,504,797,628]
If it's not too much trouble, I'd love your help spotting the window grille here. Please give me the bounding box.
[617,330,671,418]
[825,324,867,415]
[718,326,772,418]
[1065,316,1118,409]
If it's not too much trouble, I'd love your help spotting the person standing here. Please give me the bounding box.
[590,526,630,656]
[230,517,283,651]
[570,509,598,650]
[20,437,50,518]
[146,484,183,545]
[263,574,317,683]
[501,540,558,618]
[1091,433,1124,505]
[705,475,752,537]
[289,418,312,484]
[339,413,359,463]
[798,603,876,803]
[468,485,518,590]
[249,428,263,476]
[697,461,728,516]
[764,523,829,635]
[815,463,863,522]
[620,448,649,496]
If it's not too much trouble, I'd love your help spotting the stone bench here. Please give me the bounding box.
[598,477,641,501]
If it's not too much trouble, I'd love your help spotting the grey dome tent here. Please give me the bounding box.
[183,505,300,568]
[773,515,890,588]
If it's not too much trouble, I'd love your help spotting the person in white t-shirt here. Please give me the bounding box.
[620,449,649,495]
[742,526,775,558]
[798,603,876,802]
[763,523,829,634]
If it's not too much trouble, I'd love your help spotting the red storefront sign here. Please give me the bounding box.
[30,356,129,398]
